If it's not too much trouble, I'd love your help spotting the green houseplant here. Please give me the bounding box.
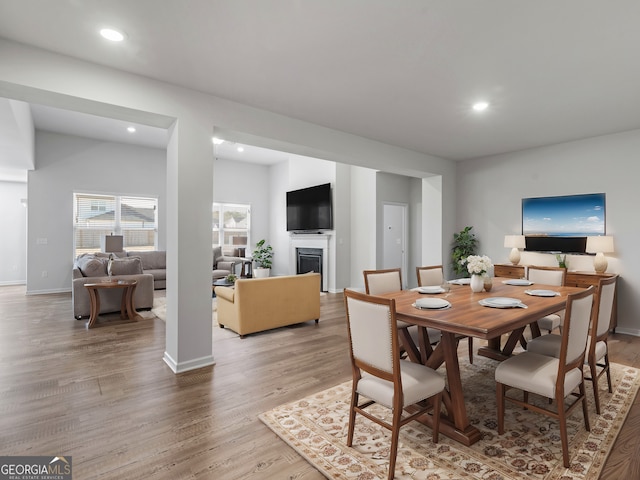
[451,226,478,277]
[252,239,274,278]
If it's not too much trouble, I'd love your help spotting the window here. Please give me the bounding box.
[74,193,158,256]
[212,203,250,252]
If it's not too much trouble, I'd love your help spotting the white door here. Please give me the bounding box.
[383,203,408,285]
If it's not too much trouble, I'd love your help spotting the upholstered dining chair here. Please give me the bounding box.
[528,266,567,334]
[416,265,474,364]
[495,286,594,468]
[526,275,618,414]
[364,268,440,363]
[344,288,445,480]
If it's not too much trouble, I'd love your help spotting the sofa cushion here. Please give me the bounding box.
[110,257,144,275]
[129,250,166,270]
[217,261,235,272]
[76,255,107,277]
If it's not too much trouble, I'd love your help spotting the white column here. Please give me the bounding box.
[164,115,215,373]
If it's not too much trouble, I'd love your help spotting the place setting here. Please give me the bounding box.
[412,297,451,310]
[524,289,561,297]
[413,285,447,294]
[478,297,528,309]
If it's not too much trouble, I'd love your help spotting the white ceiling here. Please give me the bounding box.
[1,0,640,176]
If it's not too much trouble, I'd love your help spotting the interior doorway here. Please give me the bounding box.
[382,203,408,286]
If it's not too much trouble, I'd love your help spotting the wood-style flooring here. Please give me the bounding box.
[0,285,638,479]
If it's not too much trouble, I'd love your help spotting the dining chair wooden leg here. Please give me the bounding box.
[388,410,402,480]
[580,382,591,431]
[468,337,473,364]
[558,397,570,468]
[496,382,505,434]
[347,388,358,446]
[588,360,603,414]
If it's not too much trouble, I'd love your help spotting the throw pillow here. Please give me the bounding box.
[110,257,143,275]
[213,246,223,266]
[76,255,107,277]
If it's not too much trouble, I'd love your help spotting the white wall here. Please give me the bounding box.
[269,161,289,275]
[456,129,640,335]
[213,158,271,251]
[27,132,166,294]
[349,166,377,289]
[0,181,27,284]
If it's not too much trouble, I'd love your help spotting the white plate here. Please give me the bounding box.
[502,279,534,286]
[479,297,526,308]
[525,289,560,297]
[418,286,445,294]
[449,278,471,285]
[414,298,451,310]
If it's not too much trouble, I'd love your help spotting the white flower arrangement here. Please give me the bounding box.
[466,255,493,276]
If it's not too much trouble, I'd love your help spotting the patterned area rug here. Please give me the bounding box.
[259,357,640,480]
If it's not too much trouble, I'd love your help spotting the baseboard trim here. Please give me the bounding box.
[613,327,640,337]
[26,287,71,295]
[163,351,215,374]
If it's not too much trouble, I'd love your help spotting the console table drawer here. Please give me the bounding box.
[565,272,614,288]
[494,264,526,279]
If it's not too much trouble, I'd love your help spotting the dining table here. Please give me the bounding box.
[379,277,586,446]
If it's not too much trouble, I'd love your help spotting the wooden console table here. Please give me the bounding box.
[494,264,618,330]
[84,280,141,328]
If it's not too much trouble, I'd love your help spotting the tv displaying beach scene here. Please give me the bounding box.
[522,193,606,237]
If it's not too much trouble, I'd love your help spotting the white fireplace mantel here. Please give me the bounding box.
[290,233,331,291]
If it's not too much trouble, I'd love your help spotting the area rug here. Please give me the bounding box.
[259,357,640,480]
[150,297,217,324]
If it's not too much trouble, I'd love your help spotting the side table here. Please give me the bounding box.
[84,280,142,328]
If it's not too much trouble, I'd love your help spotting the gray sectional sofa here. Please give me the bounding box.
[72,247,246,319]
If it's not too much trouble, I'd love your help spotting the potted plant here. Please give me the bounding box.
[252,239,273,278]
[451,226,478,277]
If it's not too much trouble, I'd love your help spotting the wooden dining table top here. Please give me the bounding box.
[382,278,586,340]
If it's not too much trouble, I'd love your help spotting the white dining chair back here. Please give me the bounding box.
[527,266,567,334]
[416,265,444,287]
[363,268,402,295]
[527,266,566,286]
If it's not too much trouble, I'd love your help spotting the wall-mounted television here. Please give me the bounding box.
[286,183,333,232]
[522,193,606,253]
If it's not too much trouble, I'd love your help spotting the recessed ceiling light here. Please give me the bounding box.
[127,126,136,133]
[472,101,489,112]
[100,28,125,42]
[212,137,225,145]
[237,146,244,153]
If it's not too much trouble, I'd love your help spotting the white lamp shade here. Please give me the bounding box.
[586,236,614,254]
[504,235,526,249]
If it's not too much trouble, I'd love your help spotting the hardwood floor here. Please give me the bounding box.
[0,285,638,479]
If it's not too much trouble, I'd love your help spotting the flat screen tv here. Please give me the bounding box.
[521,193,605,253]
[286,183,333,232]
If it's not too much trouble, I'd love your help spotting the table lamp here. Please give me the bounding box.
[586,235,614,273]
[504,235,526,265]
[103,234,124,253]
